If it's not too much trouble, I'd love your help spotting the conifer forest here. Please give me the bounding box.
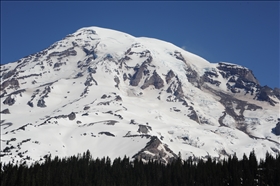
[1,150,279,186]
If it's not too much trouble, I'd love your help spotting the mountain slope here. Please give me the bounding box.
[1,26,279,165]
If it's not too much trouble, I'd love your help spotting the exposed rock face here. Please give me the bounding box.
[46,47,77,60]
[3,95,15,106]
[84,106,90,110]
[0,109,10,114]
[186,67,201,88]
[216,62,261,95]
[273,88,280,100]
[130,63,147,86]
[37,99,46,108]
[217,63,259,84]
[141,71,164,89]
[133,136,178,164]
[27,101,34,107]
[2,69,17,79]
[68,112,76,120]
[137,125,152,134]
[273,121,280,136]
[114,76,120,88]
[188,109,199,124]
[256,86,278,106]
[165,70,175,84]
[0,78,19,91]
[202,71,221,87]
[174,80,184,99]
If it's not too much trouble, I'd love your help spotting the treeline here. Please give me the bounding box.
[1,150,279,186]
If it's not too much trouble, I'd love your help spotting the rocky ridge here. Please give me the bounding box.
[0,27,279,165]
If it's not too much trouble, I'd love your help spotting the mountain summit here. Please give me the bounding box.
[1,26,279,165]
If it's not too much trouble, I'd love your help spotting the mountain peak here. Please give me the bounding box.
[1,26,279,166]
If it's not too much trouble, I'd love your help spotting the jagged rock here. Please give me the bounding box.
[166,70,175,84]
[2,69,16,79]
[68,112,76,120]
[88,67,96,74]
[83,48,96,59]
[47,47,77,60]
[256,86,277,106]
[84,106,90,110]
[188,109,199,123]
[53,62,63,68]
[0,109,10,114]
[174,81,184,99]
[76,72,83,78]
[133,136,178,164]
[115,95,122,101]
[272,121,280,136]
[0,78,19,91]
[273,88,280,100]
[174,51,186,63]
[101,94,107,99]
[186,68,201,88]
[217,62,259,84]
[37,99,46,108]
[0,90,7,98]
[202,72,221,87]
[137,125,152,134]
[27,101,34,107]
[114,76,120,88]
[141,71,164,89]
[3,96,15,106]
[130,63,148,86]
[123,73,128,81]
[84,75,97,86]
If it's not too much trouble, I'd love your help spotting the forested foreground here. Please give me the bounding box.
[1,150,279,186]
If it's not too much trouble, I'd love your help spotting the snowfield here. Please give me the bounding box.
[1,26,279,166]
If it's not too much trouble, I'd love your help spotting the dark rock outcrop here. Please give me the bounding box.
[174,81,184,99]
[165,70,175,84]
[130,63,147,86]
[1,78,19,91]
[37,99,46,108]
[0,109,10,114]
[68,112,76,120]
[3,96,15,106]
[202,71,221,87]
[98,132,115,137]
[273,88,280,100]
[137,125,152,134]
[256,86,278,106]
[272,121,280,136]
[2,69,17,79]
[84,106,90,110]
[47,47,77,60]
[114,76,120,88]
[188,108,199,124]
[141,71,164,89]
[217,62,259,84]
[133,136,178,164]
[27,101,34,107]
[186,68,201,88]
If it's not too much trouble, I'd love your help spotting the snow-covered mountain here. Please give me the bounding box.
[1,26,279,165]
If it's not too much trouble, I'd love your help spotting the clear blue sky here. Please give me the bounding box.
[1,1,279,88]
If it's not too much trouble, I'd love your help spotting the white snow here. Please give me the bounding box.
[1,26,279,166]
